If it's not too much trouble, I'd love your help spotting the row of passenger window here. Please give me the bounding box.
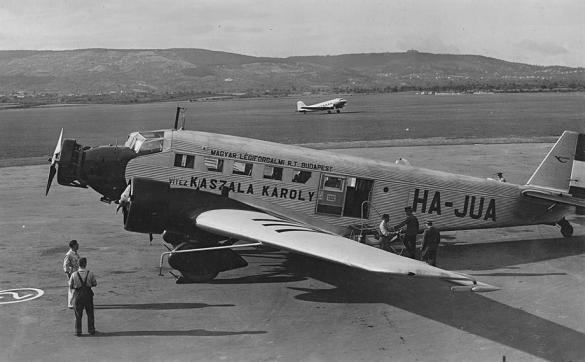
[174,153,315,185]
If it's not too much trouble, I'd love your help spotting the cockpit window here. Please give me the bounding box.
[124,131,164,154]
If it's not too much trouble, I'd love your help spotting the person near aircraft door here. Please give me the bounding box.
[63,239,81,308]
[421,220,441,266]
[378,214,394,252]
[394,207,420,259]
[69,257,97,336]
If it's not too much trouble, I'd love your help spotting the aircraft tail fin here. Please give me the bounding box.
[526,131,585,209]
[297,101,306,112]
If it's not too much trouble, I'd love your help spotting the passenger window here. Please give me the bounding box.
[174,154,194,168]
[204,157,224,172]
[323,176,344,190]
[263,166,283,180]
[292,170,311,184]
[233,161,253,176]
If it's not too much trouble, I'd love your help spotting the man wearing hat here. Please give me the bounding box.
[393,206,420,259]
[496,172,506,182]
[421,220,441,266]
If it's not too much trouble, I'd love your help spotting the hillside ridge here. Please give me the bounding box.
[1,48,583,97]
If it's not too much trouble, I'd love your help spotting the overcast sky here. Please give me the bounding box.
[1,0,583,67]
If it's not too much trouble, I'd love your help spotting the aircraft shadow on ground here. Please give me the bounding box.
[207,250,308,285]
[95,302,234,310]
[278,255,585,361]
[91,329,266,337]
[438,235,584,271]
[211,236,585,361]
[211,265,308,285]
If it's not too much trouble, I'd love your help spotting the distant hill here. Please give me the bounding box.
[0,48,583,98]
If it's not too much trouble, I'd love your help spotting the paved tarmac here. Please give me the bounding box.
[1,143,583,362]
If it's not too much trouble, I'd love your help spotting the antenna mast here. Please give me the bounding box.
[173,105,186,130]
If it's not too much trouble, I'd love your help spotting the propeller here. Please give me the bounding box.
[45,129,63,196]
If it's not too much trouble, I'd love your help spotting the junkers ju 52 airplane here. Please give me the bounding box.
[45,107,584,292]
[296,98,347,114]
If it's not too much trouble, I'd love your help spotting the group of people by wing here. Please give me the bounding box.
[378,206,441,266]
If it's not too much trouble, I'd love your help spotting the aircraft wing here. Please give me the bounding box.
[522,190,585,208]
[196,209,499,292]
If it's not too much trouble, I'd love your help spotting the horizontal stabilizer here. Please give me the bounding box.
[522,190,585,208]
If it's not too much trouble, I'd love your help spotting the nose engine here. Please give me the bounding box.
[57,139,87,188]
[45,131,137,202]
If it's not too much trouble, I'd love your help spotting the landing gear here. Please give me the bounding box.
[168,241,220,283]
[177,269,219,284]
[558,218,574,237]
[167,241,248,283]
[327,110,332,114]
[336,109,341,113]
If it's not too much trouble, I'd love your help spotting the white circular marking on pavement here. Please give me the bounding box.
[0,288,44,304]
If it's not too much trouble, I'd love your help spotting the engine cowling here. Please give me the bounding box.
[124,177,169,234]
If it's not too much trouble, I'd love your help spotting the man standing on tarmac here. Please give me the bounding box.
[421,220,441,266]
[394,206,420,259]
[63,239,81,308]
[69,257,97,336]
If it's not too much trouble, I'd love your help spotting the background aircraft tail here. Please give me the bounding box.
[526,131,585,209]
[297,101,306,112]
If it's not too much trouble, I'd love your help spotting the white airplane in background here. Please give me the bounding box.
[45,107,585,293]
[297,98,347,114]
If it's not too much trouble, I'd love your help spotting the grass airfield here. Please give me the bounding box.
[1,94,584,361]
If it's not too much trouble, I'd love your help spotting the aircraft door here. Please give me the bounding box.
[343,177,374,219]
[316,174,346,216]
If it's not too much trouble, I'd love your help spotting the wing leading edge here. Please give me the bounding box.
[196,209,499,292]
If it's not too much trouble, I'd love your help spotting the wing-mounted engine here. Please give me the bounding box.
[123,177,169,235]
[124,177,252,283]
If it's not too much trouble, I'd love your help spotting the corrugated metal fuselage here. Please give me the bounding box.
[125,130,571,234]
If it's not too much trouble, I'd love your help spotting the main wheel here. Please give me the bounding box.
[561,222,574,237]
[180,269,220,283]
[169,242,220,283]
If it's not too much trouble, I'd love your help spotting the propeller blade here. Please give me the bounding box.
[45,164,56,196]
[46,129,63,196]
[51,128,64,165]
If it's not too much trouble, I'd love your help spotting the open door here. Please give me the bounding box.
[316,175,374,219]
[343,177,373,219]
